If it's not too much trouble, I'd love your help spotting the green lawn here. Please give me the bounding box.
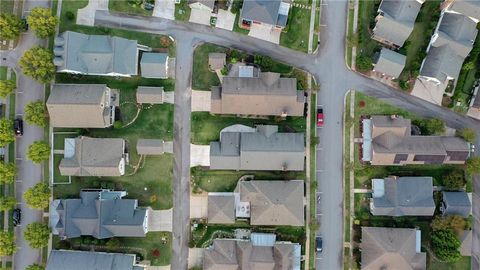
[0,66,7,80]
[175,0,191,21]
[428,255,471,270]
[280,7,311,53]
[192,43,223,90]
[109,0,153,17]
[58,0,88,32]
[356,0,381,62]
[191,112,306,145]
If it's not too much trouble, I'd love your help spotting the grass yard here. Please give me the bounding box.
[0,66,7,79]
[192,43,223,90]
[109,0,153,17]
[280,7,311,53]
[191,112,306,145]
[428,256,471,270]
[356,0,381,64]
[175,0,191,21]
[58,0,88,32]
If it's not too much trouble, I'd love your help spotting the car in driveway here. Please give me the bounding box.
[316,236,323,253]
[12,208,21,226]
[13,118,23,137]
[317,107,324,127]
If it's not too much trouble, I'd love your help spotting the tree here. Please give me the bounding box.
[26,264,45,270]
[431,229,461,263]
[462,61,475,71]
[27,141,50,164]
[24,222,50,248]
[443,171,465,190]
[19,46,55,83]
[413,118,445,135]
[24,101,48,127]
[0,119,15,147]
[431,215,466,236]
[26,7,58,38]
[456,127,476,143]
[0,197,16,211]
[0,14,22,40]
[254,55,274,71]
[0,79,15,98]
[466,157,480,175]
[23,182,50,209]
[0,161,16,184]
[0,231,16,256]
[355,54,373,72]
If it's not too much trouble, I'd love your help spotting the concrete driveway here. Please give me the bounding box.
[248,23,281,44]
[153,0,175,20]
[148,208,173,232]
[188,248,204,268]
[191,90,211,111]
[190,194,208,219]
[215,9,235,31]
[189,8,212,26]
[77,0,108,26]
[190,144,210,167]
[411,78,444,106]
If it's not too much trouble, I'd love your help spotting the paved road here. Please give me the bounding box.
[94,7,480,270]
[0,1,49,269]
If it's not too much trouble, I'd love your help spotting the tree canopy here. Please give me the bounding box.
[0,14,22,40]
[0,196,16,211]
[0,79,16,98]
[0,161,16,184]
[24,222,50,248]
[466,157,480,176]
[413,118,445,135]
[443,171,465,190]
[27,141,50,164]
[456,127,476,143]
[24,101,48,127]
[19,46,55,83]
[431,229,461,263]
[26,7,58,38]
[0,231,16,256]
[0,118,15,147]
[23,182,50,210]
[431,215,466,236]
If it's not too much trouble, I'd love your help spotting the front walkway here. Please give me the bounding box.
[77,0,108,26]
[153,0,175,20]
[147,208,173,232]
[248,24,281,44]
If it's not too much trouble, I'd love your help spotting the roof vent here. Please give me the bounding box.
[53,57,64,66]
[54,36,65,46]
[53,46,64,56]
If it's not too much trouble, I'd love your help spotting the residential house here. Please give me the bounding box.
[208,180,304,226]
[240,0,291,29]
[447,0,480,22]
[47,84,119,128]
[372,0,424,47]
[59,136,127,177]
[208,53,226,70]
[370,176,435,216]
[49,189,148,239]
[46,250,145,270]
[372,48,406,78]
[140,53,169,79]
[136,86,165,104]
[54,31,139,77]
[441,191,472,217]
[361,115,470,165]
[203,233,301,270]
[211,69,305,116]
[361,227,426,270]
[210,125,305,171]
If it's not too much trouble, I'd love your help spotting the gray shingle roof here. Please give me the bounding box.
[47,84,116,128]
[140,53,168,79]
[449,0,480,21]
[55,31,138,76]
[432,12,478,58]
[240,0,282,26]
[374,48,407,78]
[49,190,147,239]
[442,191,472,217]
[421,45,465,83]
[46,250,143,270]
[208,193,236,224]
[371,177,435,216]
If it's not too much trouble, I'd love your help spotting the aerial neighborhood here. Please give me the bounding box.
[0,0,479,270]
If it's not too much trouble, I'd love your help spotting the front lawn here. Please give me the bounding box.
[58,0,88,32]
[109,0,153,17]
[175,0,191,21]
[356,0,381,67]
[191,112,306,145]
[280,7,311,53]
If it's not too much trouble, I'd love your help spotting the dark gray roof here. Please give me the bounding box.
[433,12,478,58]
[46,250,143,270]
[420,45,464,84]
[49,190,147,239]
[449,0,480,21]
[374,48,406,78]
[241,0,282,26]
[371,177,435,216]
[140,53,168,79]
[442,191,472,218]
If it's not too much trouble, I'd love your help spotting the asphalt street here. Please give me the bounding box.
[0,0,50,269]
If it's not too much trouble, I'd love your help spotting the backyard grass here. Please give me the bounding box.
[280,7,311,53]
[58,0,88,32]
[192,43,223,90]
[191,112,306,145]
[109,0,153,17]
[175,0,191,21]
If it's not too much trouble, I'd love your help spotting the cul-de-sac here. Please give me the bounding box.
[0,0,479,269]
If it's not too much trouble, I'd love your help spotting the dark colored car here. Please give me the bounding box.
[316,237,323,253]
[21,17,28,31]
[12,208,21,226]
[14,118,23,136]
[317,108,324,127]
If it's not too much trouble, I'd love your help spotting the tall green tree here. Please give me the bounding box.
[26,264,45,270]
[27,141,50,164]
[24,222,50,248]
[414,118,445,135]
[466,157,480,175]
[456,127,476,143]
[26,7,58,38]
[0,14,22,40]
[19,46,55,83]
[0,161,16,184]
[0,196,16,211]
[24,182,50,209]
[431,229,461,263]
[0,231,16,256]
[443,171,465,190]
[0,118,15,147]
[24,101,48,127]
[0,79,15,98]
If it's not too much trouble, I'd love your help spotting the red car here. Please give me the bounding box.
[317,108,324,127]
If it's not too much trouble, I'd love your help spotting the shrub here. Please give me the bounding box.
[443,171,465,190]
[456,128,476,143]
[355,54,373,72]
[65,11,75,21]
[113,120,122,129]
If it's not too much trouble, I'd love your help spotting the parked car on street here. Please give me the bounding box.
[13,118,23,136]
[316,236,323,253]
[317,107,324,127]
[12,208,21,226]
